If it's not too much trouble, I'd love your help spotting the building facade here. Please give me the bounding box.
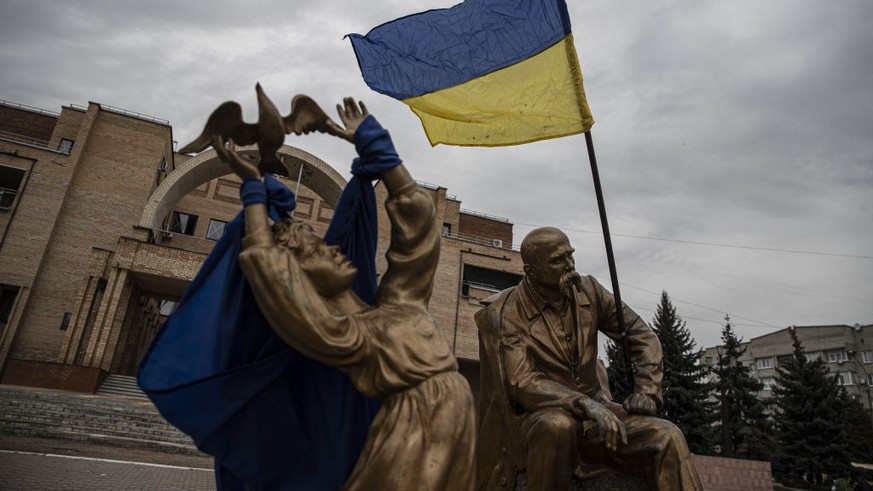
[702,324,873,414]
[0,98,524,393]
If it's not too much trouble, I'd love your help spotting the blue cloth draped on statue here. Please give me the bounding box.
[324,115,402,304]
[137,116,400,490]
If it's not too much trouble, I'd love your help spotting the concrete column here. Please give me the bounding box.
[60,248,112,364]
[97,270,134,372]
[81,267,130,368]
[59,276,100,364]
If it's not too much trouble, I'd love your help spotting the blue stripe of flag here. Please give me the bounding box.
[348,0,573,99]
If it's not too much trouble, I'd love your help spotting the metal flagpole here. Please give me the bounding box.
[584,131,635,390]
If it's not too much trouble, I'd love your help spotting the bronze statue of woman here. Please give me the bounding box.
[211,97,476,491]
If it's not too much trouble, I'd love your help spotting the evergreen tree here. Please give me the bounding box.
[712,315,771,460]
[735,409,776,463]
[605,339,631,403]
[772,328,852,486]
[839,394,873,464]
[650,291,716,455]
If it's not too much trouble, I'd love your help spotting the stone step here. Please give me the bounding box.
[0,385,206,457]
[0,419,200,454]
[0,397,170,430]
[96,374,148,400]
[1,424,203,456]
[0,415,195,445]
[1,399,170,425]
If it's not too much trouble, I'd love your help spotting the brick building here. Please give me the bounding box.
[702,324,873,415]
[0,98,524,393]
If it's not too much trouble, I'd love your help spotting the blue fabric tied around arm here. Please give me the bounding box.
[351,114,402,180]
[241,174,297,221]
[240,178,267,206]
[263,174,298,221]
[137,121,397,489]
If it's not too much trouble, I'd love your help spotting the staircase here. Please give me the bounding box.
[96,374,148,400]
[0,385,205,456]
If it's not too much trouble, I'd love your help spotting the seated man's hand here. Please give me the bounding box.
[595,395,627,418]
[622,393,657,416]
[574,396,628,451]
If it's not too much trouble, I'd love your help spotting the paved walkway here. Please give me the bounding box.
[0,450,216,490]
[0,435,215,490]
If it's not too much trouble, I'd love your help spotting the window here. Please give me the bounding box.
[868,373,873,386]
[761,378,776,391]
[461,265,522,298]
[0,165,26,210]
[58,139,74,154]
[755,357,773,370]
[169,211,198,236]
[0,285,20,324]
[862,351,873,364]
[59,312,71,331]
[206,219,227,241]
[827,350,849,363]
[442,223,452,236]
[836,371,853,386]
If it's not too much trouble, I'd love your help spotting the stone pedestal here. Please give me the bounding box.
[515,468,648,490]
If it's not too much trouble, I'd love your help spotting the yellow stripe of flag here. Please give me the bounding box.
[402,35,594,147]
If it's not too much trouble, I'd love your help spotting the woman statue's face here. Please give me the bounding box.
[295,227,357,297]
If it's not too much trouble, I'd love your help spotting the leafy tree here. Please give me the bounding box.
[712,315,771,460]
[772,328,853,486]
[650,291,716,455]
[605,339,632,403]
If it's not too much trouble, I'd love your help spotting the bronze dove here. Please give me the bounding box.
[179,84,337,175]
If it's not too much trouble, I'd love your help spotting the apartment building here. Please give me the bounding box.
[702,324,873,413]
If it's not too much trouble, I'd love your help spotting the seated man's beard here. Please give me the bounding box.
[560,271,583,295]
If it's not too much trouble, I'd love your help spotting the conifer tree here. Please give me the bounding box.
[651,291,715,455]
[772,327,852,486]
[712,315,770,459]
[840,395,873,464]
[605,339,631,403]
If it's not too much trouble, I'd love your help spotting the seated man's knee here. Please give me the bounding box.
[656,419,684,443]
[634,416,687,452]
[661,420,692,453]
[526,408,578,445]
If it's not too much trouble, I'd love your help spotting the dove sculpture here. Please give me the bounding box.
[179,84,336,175]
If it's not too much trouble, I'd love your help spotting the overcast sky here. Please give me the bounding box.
[2,0,871,350]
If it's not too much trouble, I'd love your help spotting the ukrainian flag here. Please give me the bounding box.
[348,0,594,147]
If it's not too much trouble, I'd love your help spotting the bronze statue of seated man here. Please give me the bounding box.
[475,227,702,491]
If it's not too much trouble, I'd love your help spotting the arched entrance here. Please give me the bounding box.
[140,144,347,232]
